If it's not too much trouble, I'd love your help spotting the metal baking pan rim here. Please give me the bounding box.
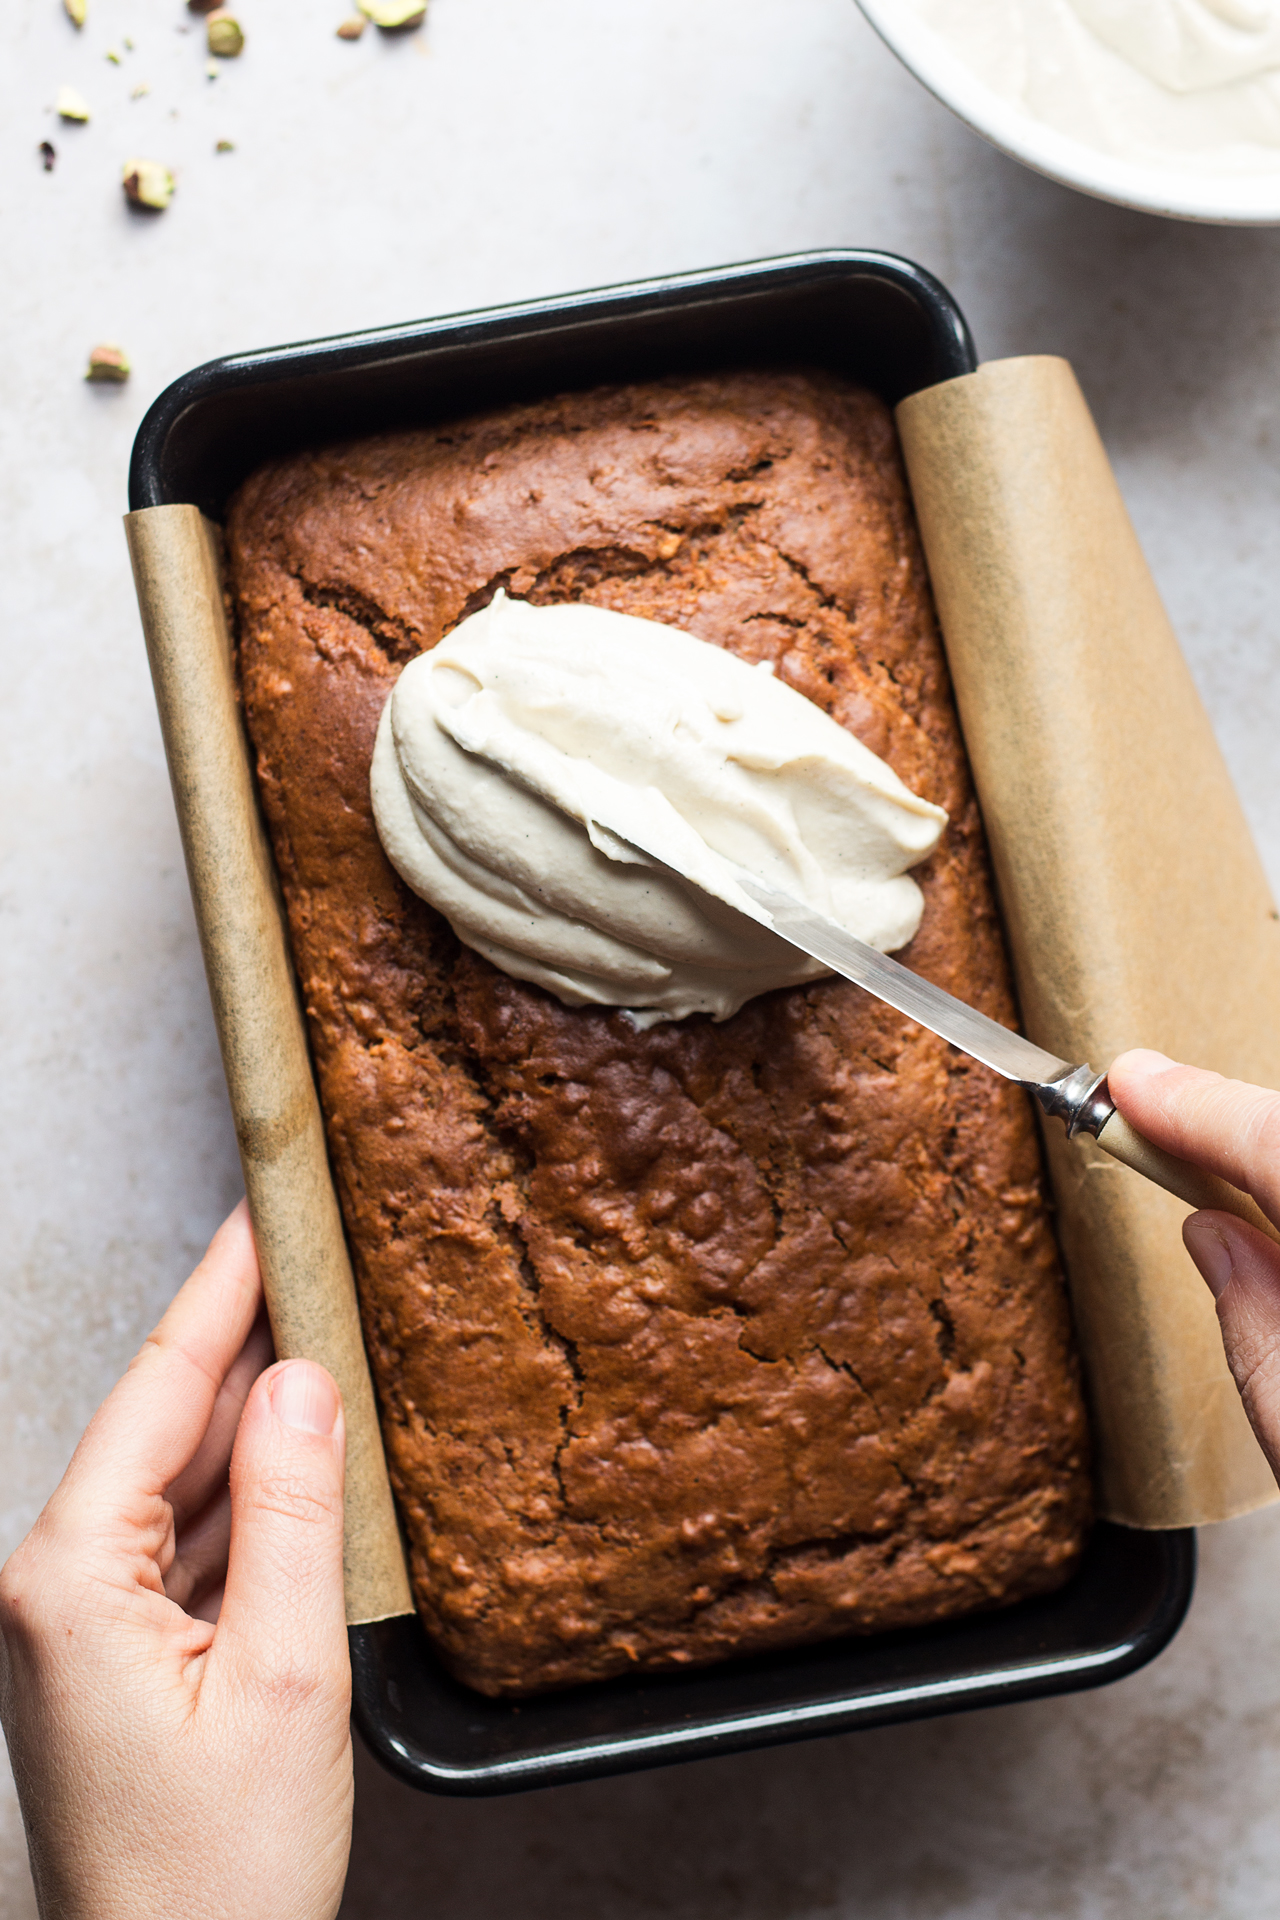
[350,1523,1194,1796]
[128,247,975,516]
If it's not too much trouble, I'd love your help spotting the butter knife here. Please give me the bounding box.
[724,859,1280,1248]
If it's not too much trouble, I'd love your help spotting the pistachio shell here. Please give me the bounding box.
[55,85,90,121]
[336,13,366,36]
[64,0,86,27]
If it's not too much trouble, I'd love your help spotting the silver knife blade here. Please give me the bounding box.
[714,866,1280,1242]
[721,860,1073,1090]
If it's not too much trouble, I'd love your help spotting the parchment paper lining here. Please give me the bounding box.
[125,504,413,1626]
[898,357,1280,1528]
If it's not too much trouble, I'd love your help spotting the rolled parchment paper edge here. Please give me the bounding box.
[898,356,1280,1531]
[125,502,414,1626]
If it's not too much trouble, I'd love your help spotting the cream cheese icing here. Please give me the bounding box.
[370,592,947,1026]
[903,0,1280,168]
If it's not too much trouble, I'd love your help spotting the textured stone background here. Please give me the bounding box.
[4,1,1280,1913]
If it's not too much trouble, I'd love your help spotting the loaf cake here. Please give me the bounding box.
[227,369,1092,1697]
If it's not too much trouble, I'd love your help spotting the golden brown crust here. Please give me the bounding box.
[227,370,1091,1697]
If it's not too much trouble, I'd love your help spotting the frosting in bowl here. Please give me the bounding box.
[902,0,1280,168]
[1075,0,1280,93]
[370,592,947,1025]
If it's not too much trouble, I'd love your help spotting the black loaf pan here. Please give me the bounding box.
[131,250,1195,1795]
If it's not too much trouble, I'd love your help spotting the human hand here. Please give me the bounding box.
[0,1202,352,1920]
[1110,1049,1280,1485]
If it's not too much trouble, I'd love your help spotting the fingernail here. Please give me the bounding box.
[270,1362,339,1436]
[1117,1049,1178,1080]
[1184,1216,1235,1299]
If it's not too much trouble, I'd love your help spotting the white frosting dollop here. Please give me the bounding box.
[370,592,947,1026]
[903,0,1280,168]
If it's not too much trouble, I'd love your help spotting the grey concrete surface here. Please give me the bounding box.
[3,1,1280,1914]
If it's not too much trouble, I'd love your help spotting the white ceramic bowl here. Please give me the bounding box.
[856,0,1280,225]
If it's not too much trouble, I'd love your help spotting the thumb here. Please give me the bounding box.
[1185,1212,1280,1484]
[213,1359,349,1715]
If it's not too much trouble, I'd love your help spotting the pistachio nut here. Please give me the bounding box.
[86,344,130,384]
[205,10,245,55]
[358,0,426,27]
[122,157,175,209]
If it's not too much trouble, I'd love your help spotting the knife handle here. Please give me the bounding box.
[1095,1110,1280,1250]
